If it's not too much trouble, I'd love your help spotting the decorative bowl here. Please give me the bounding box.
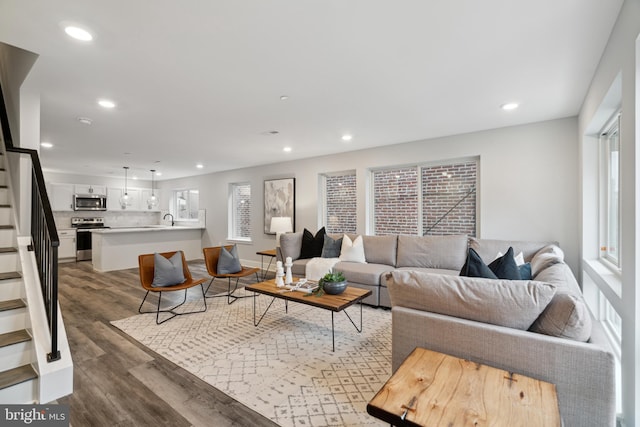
[322,279,347,295]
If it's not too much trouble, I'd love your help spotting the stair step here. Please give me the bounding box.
[0,330,31,349]
[0,272,21,281]
[0,247,17,254]
[0,225,14,230]
[0,365,37,391]
[0,299,26,312]
[0,205,9,208]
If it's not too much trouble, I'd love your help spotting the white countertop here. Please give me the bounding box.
[92,225,204,234]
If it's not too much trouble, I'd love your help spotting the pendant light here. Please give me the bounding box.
[147,169,158,209]
[120,166,131,209]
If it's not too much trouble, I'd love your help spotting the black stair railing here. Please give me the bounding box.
[0,82,60,362]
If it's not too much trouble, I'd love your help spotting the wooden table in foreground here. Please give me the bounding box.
[367,347,561,427]
[245,279,372,351]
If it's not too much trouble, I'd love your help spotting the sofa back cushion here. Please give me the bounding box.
[528,263,592,342]
[362,235,398,266]
[387,270,556,330]
[468,237,556,264]
[396,235,467,270]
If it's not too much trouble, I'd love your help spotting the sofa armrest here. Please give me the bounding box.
[392,306,616,427]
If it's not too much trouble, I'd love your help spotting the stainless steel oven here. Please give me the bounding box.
[71,217,108,260]
[73,194,107,211]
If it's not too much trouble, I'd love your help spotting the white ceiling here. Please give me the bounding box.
[0,0,624,181]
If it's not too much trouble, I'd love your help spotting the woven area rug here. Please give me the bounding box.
[112,288,391,427]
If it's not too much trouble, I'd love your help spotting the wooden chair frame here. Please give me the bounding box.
[203,246,260,304]
[138,251,207,324]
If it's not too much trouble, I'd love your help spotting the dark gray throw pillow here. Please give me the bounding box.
[152,251,186,287]
[488,247,522,280]
[321,234,343,258]
[460,248,497,279]
[217,245,242,274]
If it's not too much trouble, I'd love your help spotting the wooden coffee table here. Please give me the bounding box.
[245,279,372,351]
[367,347,561,426]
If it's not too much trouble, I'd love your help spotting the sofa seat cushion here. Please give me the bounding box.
[334,262,391,286]
[387,270,556,330]
[393,267,459,277]
[397,234,467,270]
[291,258,310,276]
[528,263,592,342]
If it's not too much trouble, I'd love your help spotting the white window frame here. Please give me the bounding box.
[228,182,252,242]
[599,112,621,270]
[171,188,199,222]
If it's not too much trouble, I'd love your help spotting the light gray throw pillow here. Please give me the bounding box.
[387,270,556,330]
[152,251,185,287]
[217,245,242,274]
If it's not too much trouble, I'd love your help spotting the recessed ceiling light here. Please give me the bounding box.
[64,26,93,41]
[341,134,353,141]
[196,164,204,169]
[501,102,519,111]
[283,147,292,152]
[98,99,116,108]
[132,175,138,180]
[40,142,53,148]
[156,171,162,176]
[280,95,289,101]
[77,117,93,125]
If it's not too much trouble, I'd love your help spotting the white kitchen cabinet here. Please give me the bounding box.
[58,228,76,261]
[74,184,107,195]
[50,183,74,211]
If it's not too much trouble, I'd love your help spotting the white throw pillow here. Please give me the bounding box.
[339,235,367,263]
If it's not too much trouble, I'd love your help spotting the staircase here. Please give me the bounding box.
[0,164,38,402]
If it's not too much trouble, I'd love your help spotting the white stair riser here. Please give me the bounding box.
[0,229,15,247]
[0,279,24,300]
[0,189,8,206]
[0,208,12,224]
[0,308,27,334]
[0,342,33,371]
[0,378,36,404]
[0,253,18,271]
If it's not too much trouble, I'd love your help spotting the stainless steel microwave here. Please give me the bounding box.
[73,194,107,211]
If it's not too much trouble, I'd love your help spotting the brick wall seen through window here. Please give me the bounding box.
[373,167,419,235]
[325,173,357,234]
[231,183,251,239]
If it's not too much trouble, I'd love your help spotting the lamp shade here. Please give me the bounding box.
[270,217,293,247]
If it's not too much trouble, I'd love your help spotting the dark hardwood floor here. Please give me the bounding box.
[56,260,279,427]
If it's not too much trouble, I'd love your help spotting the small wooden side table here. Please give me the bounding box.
[367,347,561,427]
[255,249,277,280]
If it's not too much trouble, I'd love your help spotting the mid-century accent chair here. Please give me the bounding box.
[203,246,260,304]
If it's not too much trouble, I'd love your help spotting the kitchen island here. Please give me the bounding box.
[91,226,204,272]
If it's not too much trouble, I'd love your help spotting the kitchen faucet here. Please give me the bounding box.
[163,213,174,226]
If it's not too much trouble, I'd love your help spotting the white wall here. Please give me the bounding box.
[157,117,579,272]
[579,0,640,424]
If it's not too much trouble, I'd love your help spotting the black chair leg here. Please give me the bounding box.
[139,287,207,324]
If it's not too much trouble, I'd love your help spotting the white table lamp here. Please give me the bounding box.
[270,216,293,247]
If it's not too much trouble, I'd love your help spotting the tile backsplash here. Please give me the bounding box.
[54,211,161,229]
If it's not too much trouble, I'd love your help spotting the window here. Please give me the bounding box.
[600,114,621,267]
[372,160,477,236]
[321,172,357,233]
[172,189,199,221]
[229,183,251,240]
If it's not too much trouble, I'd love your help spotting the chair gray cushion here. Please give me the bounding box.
[397,235,467,270]
[387,270,556,330]
[334,262,391,286]
[217,245,242,274]
[152,251,185,287]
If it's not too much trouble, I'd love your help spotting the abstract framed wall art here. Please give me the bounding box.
[264,177,295,234]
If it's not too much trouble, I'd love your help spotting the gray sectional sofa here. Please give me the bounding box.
[279,232,616,426]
